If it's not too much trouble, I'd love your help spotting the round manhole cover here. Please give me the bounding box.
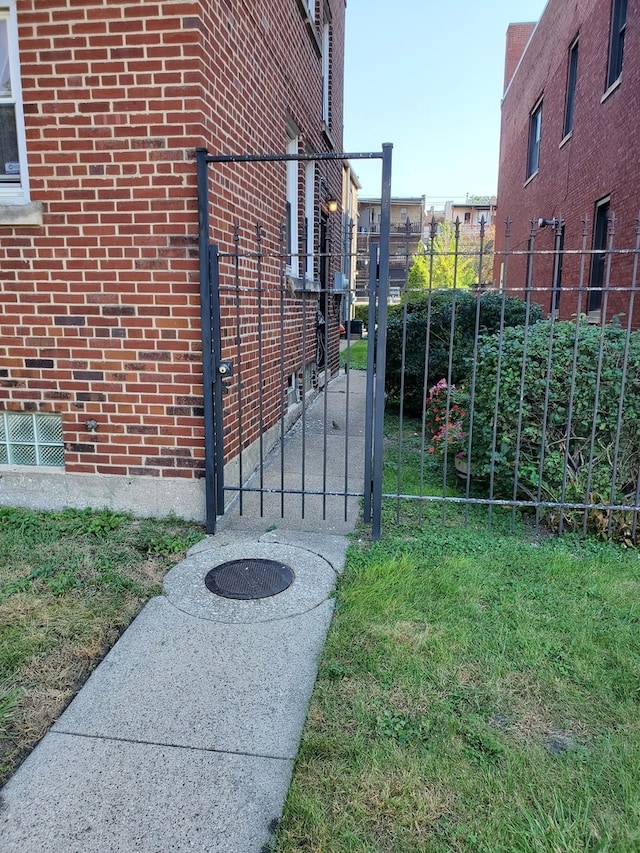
[204,558,295,600]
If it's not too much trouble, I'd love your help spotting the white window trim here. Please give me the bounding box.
[0,1,31,206]
[286,135,299,278]
[322,21,330,126]
[304,161,315,281]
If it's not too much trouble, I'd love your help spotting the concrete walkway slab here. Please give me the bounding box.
[0,369,367,851]
[0,733,291,853]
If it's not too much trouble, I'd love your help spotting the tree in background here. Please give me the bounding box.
[408,220,494,291]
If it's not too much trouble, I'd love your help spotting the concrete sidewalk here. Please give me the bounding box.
[0,370,367,852]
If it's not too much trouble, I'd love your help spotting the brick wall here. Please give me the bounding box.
[495,0,640,327]
[0,0,345,507]
[503,22,536,93]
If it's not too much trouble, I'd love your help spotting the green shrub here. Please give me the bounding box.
[469,318,640,542]
[353,303,370,326]
[385,289,542,412]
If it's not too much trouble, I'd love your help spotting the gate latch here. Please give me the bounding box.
[218,361,234,379]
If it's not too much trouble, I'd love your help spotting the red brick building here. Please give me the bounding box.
[0,0,346,519]
[495,0,640,325]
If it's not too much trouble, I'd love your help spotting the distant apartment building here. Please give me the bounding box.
[355,196,425,300]
[495,0,640,325]
[444,197,496,233]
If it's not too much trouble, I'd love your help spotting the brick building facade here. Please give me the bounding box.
[495,0,640,326]
[0,0,346,519]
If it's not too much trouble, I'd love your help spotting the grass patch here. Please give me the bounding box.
[340,339,369,371]
[275,529,640,852]
[0,507,204,784]
[274,414,640,852]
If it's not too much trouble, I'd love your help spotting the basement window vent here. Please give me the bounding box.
[0,412,64,466]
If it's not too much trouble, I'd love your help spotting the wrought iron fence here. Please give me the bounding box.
[385,214,640,545]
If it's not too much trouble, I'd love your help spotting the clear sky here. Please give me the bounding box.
[343,0,549,202]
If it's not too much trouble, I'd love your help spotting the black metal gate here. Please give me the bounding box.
[196,146,393,538]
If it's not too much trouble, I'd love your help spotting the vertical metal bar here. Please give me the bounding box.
[256,222,265,517]
[209,245,225,515]
[233,222,244,516]
[363,241,378,524]
[487,220,510,527]
[583,213,616,533]
[196,147,216,534]
[372,142,393,540]
[418,221,437,521]
[559,217,589,534]
[278,222,287,519]
[535,233,560,530]
[395,220,412,522]
[301,283,308,520]
[466,219,487,526]
[441,217,461,525]
[630,217,640,542]
[322,254,329,522]
[342,222,355,523]
[608,217,640,537]
[511,222,537,529]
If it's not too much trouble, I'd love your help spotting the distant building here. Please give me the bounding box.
[355,196,425,300]
[495,0,640,325]
[444,197,496,234]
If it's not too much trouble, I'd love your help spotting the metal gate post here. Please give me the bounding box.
[371,143,393,540]
[196,147,217,534]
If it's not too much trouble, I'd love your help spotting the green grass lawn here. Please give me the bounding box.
[0,507,204,785]
[340,339,369,372]
[274,414,640,852]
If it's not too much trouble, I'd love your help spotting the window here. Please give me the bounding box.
[322,19,331,127]
[0,413,64,466]
[527,99,543,179]
[0,3,29,204]
[285,134,299,276]
[563,38,579,137]
[607,0,627,88]
[588,197,611,314]
[304,0,315,21]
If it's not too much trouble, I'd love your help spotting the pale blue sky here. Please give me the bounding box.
[343,0,549,201]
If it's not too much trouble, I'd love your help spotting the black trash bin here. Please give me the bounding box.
[349,319,363,338]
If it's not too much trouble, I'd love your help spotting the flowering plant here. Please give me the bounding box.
[425,379,468,459]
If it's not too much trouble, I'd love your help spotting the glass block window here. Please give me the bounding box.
[0,412,64,466]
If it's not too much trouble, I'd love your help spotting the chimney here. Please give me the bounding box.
[504,22,537,93]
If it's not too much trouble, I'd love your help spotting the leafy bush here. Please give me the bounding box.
[353,303,370,326]
[385,289,542,412]
[469,318,640,543]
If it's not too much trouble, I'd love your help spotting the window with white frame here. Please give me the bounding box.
[606,0,626,88]
[526,98,543,179]
[0,3,30,204]
[285,134,299,277]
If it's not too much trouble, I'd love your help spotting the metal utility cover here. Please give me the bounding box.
[204,558,294,600]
